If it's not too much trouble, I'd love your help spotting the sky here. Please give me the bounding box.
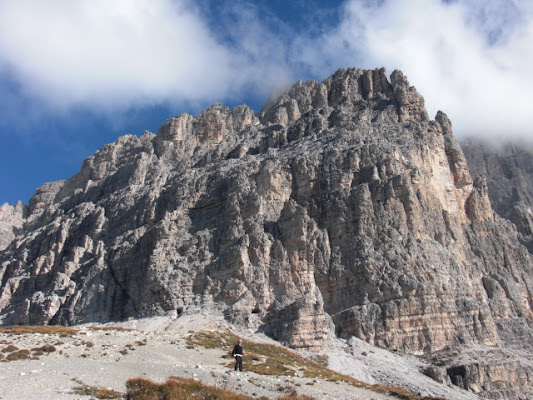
[1,0,532,206]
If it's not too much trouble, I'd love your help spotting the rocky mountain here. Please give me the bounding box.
[0,67,532,399]
[462,139,533,253]
[0,201,27,251]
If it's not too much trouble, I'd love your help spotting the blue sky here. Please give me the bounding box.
[1,0,532,206]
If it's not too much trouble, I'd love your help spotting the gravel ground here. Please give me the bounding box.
[326,336,479,400]
[0,314,478,400]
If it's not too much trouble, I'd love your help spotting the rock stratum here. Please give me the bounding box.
[0,67,532,399]
[462,140,533,254]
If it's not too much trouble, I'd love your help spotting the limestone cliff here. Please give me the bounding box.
[462,139,533,253]
[0,67,532,399]
[0,201,27,251]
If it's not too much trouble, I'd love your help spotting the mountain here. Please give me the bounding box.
[0,67,532,399]
[461,139,533,253]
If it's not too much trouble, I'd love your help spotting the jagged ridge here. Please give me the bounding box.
[0,67,532,399]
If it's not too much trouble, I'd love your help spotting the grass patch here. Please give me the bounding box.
[186,330,235,350]
[126,377,252,400]
[31,344,56,353]
[277,393,315,400]
[187,330,329,378]
[2,344,19,353]
[311,355,328,367]
[186,331,445,400]
[72,379,123,399]
[0,325,78,337]
[126,376,313,400]
[87,326,134,332]
[6,349,31,361]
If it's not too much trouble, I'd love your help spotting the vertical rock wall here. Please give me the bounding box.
[0,67,532,398]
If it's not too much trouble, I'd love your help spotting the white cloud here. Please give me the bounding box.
[297,0,533,139]
[0,0,285,110]
[0,0,531,140]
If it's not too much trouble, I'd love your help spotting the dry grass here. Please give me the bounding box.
[0,325,78,337]
[277,393,315,400]
[186,331,445,400]
[6,349,31,361]
[310,355,328,367]
[188,330,345,378]
[0,325,444,399]
[125,377,315,400]
[126,376,254,400]
[186,330,234,350]
[31,344,56,353]
[72,378,123,399]
[0,324,137,337]
[87,326,135,332]
[1,343,56,362]
[2,344,19,353]
[187,331,311,377]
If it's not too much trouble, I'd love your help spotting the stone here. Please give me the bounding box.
[390,70,429,122]
[0,67,531,399]
[0,201,27,251]
[462,139,533,253]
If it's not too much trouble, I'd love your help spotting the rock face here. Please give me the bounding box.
[462,139,533,253]
[0,202,27,251]
[0,67,532,399]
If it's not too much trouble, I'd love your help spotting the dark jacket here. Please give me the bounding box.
[232,344,243,357]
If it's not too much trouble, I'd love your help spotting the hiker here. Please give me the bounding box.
[232,339,243,371]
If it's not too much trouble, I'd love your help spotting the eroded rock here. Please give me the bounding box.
[0,67,531,399]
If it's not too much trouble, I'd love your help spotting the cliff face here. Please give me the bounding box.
[462,139,533,253]
[0,202,27,251]
[0,67,532,399]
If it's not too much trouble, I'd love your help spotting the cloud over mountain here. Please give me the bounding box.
[316,0,533,138]
[0,0,532,138]
[0,0,289,110]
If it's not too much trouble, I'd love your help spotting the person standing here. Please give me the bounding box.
[232,339,243,371]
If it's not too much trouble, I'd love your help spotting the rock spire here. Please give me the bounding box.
[0,67,531,399]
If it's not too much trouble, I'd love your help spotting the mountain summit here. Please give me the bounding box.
[1,67,532,399]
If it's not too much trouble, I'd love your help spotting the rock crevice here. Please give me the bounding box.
[0,67,531,399]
